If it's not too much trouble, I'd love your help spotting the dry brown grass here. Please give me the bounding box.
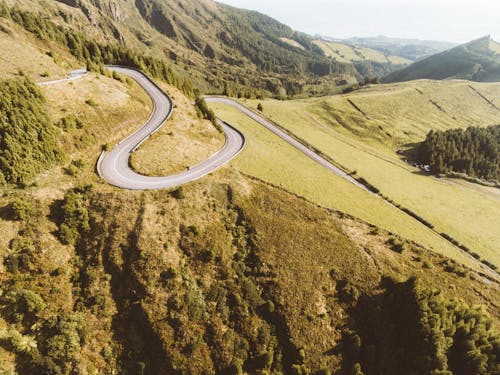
[0,19,77,79]
[130,83,225,176]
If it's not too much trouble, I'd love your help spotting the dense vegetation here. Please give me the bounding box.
[413,125,500,181]
[1,175,499,374]
[0,77,63,186]
[345,276,499,375]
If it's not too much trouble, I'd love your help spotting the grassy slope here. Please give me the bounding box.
[313,40,410,65]
[0,18,76,79]
[208,102,489,272]
[224,80,500,268]
[130,82,225,176]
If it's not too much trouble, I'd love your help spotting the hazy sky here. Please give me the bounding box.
[218,0,500,43]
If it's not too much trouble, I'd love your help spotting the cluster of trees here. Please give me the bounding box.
[194,96,221,132]
[415,125,499,181]
[0,2,196,97]
[0,77,63,186]
[344,276,499,375]
[0,285,86,374]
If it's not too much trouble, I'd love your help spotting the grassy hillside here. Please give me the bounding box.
[384,36,500,83]
[0,171,498,374]
[313,39,411,78]
[209,79,500,269]
[3,0,356,98]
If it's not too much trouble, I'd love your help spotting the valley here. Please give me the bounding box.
[0,0,498,374]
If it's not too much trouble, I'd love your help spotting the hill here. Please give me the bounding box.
[312,39,411,79]
[5,0,356,97]
[0,1,498,374]
[383,36,500,83]
[215,79,500,270]
[337,35,457,61]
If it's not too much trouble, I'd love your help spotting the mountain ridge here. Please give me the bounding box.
[383,36,500,83]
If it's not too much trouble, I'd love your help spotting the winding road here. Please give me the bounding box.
[97,66,370,192]
[97,66,245,190]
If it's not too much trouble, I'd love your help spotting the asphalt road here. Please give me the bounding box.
[204,96,372,193]
[97,67,245,190]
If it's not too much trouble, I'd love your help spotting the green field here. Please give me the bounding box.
[220,80,500,268]
[208,102,490,272]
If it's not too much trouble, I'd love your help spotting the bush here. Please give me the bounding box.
[85,99,97,107]
[337,280,360,302]
[387,237,406,253]
[257,103,263,112]
[57,115,84,130]
[58,189,90,245]
[170,186,185,199]
[11,198,35,221]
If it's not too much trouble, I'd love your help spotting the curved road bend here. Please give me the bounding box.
[97,67,245,190]
[204,97,371,193]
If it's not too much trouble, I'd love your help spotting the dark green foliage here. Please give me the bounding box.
[0,78,63,186]
[414,125,500,181]
[170,186,185,199]
[10,198,35,221]
[218,4,347,78]
[57,114,84,131]
[58,189,90,245]
[257,102,263,112]
[345,277,499,375]
[2,287,46,324]
[194,96,222,132]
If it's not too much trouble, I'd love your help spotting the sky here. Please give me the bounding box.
[218,0,500,43]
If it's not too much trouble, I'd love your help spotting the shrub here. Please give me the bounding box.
[257,102,263,112]
[85,98,97,107]
[387,237,406,253]
[57,114,84,130]
[170,186,185,199]
[102,143,112,152]
[58,189,90,245]
[337,280,360,302]
[11,198,35,221]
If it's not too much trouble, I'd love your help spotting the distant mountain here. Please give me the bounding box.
[328,35,457,61]
[383,36,500,83]
[312,39,411,79]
